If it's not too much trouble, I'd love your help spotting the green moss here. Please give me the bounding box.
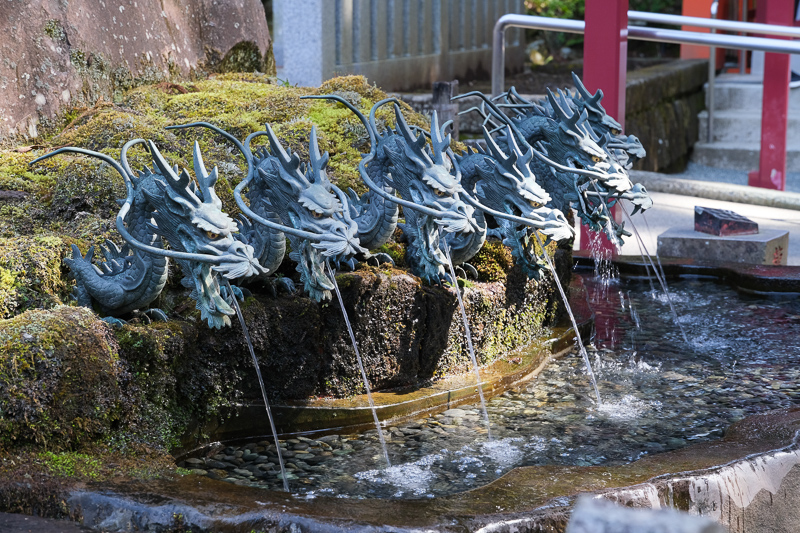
[218,41,264,73]
[0,306,123,450]
[481,304,547,361]
[375,241,406,267]
[0,268,16,318]
[0,151,58,198]
[0,235,69,318]
[38,451,101,479]
[471,240,515,282]
[43,20,65,40]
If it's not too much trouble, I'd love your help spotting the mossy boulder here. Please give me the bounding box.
[0,306,123,449]
[0,235,70,318]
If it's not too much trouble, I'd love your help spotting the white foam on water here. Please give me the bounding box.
[680,448,800,520]
[524,436,548,452]
[597,395,661,421]
[480,437,524,466]
[454,455,484,472]
[354,453,444,495]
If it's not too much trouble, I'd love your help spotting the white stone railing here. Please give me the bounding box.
[273,0,526,90]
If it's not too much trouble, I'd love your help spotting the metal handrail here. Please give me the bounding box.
[708,0,719,143]
[627,10,800,38]
[492,13,800,96]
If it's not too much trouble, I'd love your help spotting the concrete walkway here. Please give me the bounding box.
[573,177,800,266]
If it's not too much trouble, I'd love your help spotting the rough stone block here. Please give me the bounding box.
[657,228,789,266]
[695,206,759,236]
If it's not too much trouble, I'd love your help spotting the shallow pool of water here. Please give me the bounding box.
[181,275,800,499]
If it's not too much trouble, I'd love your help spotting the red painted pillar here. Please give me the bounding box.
[581,0,628,254]
[749,0,792,190]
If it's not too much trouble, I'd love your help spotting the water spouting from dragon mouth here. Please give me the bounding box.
[439,228,493,440]
[532,232,602,406]
[620,204,691,346]
[222,278,290,492]
[326,260,391,468]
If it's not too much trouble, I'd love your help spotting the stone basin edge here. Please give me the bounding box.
[66,408,800,533]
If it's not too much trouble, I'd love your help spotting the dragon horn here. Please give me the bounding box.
[148,141,184,184]
[571,71,606,111]
[546,87,577,128]
[393,104,427,151]
[571,72,594,101]
[192,141,220,205]
[193,141,219,192]
[482,126,508,163]
[307,126,330,184]
[264,123,308,183]
[429,110,451,165]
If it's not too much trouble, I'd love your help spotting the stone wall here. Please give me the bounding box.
[0,0,273,142]
[626,59,708,173]
[273,0,527,91]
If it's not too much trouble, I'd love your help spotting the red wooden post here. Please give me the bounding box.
[581,0,629,254]
[748,0,792,190]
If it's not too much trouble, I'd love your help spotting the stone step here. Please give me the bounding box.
[698,110,800,145]
[690,141,800,171]
[707,81,800,111]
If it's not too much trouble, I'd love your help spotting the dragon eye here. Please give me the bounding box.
[530,201,542,209]
[311,210,324,218]
[591,155,603,163]
[611,128,621,135]
[434,188,447,197]
[205,230,220,239]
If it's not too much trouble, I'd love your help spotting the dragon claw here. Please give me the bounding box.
[102,316,127,329]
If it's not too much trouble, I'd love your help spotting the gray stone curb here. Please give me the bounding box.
[630,170,800,212]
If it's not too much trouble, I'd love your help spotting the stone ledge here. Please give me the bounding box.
[657,228,789,266]
[629,170,800,211]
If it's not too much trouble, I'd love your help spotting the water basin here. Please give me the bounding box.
[180,274,800,500]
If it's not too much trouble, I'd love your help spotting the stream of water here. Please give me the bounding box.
[222,279,289,492]
[439,228,492,440]
[621,205,691,345]
[326,261,391,468]
[533,232,602,405]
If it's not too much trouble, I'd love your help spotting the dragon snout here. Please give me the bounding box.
[625,184,653,214]
[212,239,267,279]
[540,210,575,242]
[311,221,366,259]
[437,200,477,234]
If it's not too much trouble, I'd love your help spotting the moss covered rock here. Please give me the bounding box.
[0,235,70,318]
[0,306,123,449]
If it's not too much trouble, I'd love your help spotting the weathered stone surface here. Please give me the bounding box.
[694,206,758,236]
[0,0,272,141]
[657,228,789,266]
[626,59,708,173]
[156,264,563,403]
